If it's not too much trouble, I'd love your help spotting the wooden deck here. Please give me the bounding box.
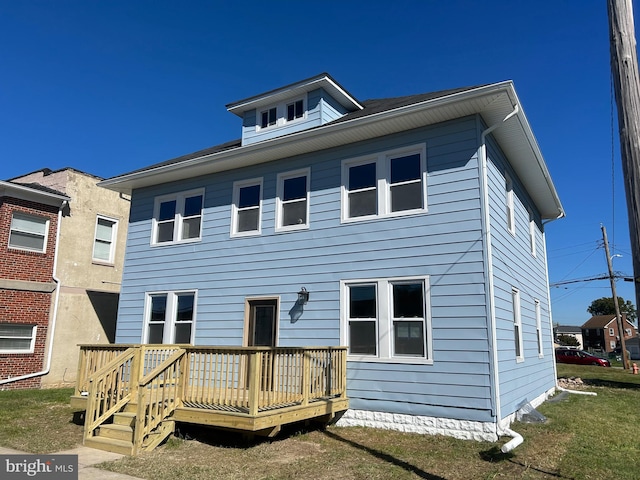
[70,345,348,455]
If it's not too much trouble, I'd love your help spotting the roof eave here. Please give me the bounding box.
[0,181,70,207]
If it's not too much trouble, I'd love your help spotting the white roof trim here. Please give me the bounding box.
[0,180,70,207]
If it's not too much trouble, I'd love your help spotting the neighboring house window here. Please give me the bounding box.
[231,178,262,236]
[506,175,515,235]
[92,215,118,263]
[286,99,304,122]
[512,287,523,361]
[341,144,427,222]
[152,189,204,245]
[529,209,536,257]
[276,169,310,231]
[144,291,196,344]
[9,212,48,253]
[610,340,617,350]
[625,328,632,337]
[535,299,543,356]
[260,107,277,129]
[341,276,432,363]
[0,324,37,353]
[609,328,615,336]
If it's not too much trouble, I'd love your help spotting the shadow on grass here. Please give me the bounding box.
[321,430,447,480]
[581,378,640,390]
[479,446,574,479]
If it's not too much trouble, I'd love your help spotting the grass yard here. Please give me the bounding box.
[1,365,639,479]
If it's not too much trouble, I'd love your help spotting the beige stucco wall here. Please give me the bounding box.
[12,169,130,387]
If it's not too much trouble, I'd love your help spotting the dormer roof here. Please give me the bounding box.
[225,72,363,116]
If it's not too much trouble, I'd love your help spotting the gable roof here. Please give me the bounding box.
[555,325,582,334]
[582,315,635,329]
[98,80,564,220]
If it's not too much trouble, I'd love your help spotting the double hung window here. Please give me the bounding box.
[512,287,523,361]
[506,175,515,235]
[232,179,262,236]
[9,212,48,253]
[535,299,543,356]
[144,291,196,344]
[152,190,203,245]
[0,324,37,353]
[276,169,310,231]
[342,276,431,363]
[342,144,426,222]
[92,216,118,263]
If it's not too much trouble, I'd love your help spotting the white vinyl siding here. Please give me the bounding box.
[9,212,48,253]
[0,324,37,353]
[152,189,204,245]
[92,215,118,263]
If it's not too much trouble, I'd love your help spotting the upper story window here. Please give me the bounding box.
[231,178,262,237]
[506,175,515,236]
[92,215,118,264]
[276,169,310,232]
[528,209,536,257]
[286,99,304,122]
[535,299,543,357]
[260,107,277,129]
[341,144,427,222]
[144,291,196,344]
[9,212,49,253]
[341,276,432,364]
[0,324,37,353]
[609,327,615,336]
[152,189,203,245]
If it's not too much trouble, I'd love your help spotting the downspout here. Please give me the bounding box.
[479,103,519,444]
[0,200,66,386]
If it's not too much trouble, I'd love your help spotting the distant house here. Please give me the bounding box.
[554,325,583,349]
[0,180,68,388]
[581,315,638,353]
[2,168,130,388]
[86,73,565,443]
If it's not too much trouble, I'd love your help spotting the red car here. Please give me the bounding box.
[555,348,611,367]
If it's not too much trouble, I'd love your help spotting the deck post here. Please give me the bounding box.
[302,351,310,406]
[248,351,261,416]
[177,350,189,406]
[339,348,347,399]
[75,348,88,396]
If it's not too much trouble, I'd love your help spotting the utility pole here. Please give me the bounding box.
[608,0,640,315]
[602,225,630,370]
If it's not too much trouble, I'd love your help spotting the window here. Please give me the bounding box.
[260,107,277,128]
[231,179,262,236]
[92,216,118,263]
[529,209,536,257]
[342,144,426,222]
[341,276,431,363]
[276,169,310,231]
[0,324,37,353]
[286,99,304,122]
[609,328,615,336]
[512,288,523,361]
[152,190,203,245]
[535,299,543,356]
[610,340,617,350]
[506,175,515,235]
[9,212,48,253]
[144,291,196,344]
[625,328,632,337]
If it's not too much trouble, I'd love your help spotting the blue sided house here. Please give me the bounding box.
[95,73,564,444]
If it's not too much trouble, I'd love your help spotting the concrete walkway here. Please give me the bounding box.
[0,445,142,479]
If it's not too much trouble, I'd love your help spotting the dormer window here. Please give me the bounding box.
[260,107,277,129]
[286,100,304,122]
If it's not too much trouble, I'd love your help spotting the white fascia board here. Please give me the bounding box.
[0,181,70,207]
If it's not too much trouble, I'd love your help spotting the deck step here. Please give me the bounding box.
[85,436,133,456]
[99,424,134,442]
[113,412,136,427]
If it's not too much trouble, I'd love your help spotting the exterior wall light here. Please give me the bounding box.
[297,287,309,305]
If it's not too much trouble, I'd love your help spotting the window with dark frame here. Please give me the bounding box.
[260,107,277,128]
[286,100,304,121]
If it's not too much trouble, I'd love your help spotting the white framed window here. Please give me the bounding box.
[341,144,427,222]
[143,291,196,344]
[92,215,118,263]
[529,209,536,257]
[625,328,632,337]
[276,168,310,231]
[506,175,515,235]
[610,340,617,350]
[341,276,432,363]
[0,324,37,353]
[286,99,304,122]
[9,212,49,253]
[152,189,204,245]
[609,327,615,336]
[512,287,523,362]
[535,299,543,357]
[231,178,263,237]
[260,107,277,129]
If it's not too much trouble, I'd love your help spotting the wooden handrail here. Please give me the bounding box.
[138,349,186,386]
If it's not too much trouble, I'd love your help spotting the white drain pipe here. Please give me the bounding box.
[500,427,524,453]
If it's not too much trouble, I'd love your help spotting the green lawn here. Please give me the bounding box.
[1,365,639,479]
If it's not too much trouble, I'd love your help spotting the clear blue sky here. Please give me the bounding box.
[1,1,637,325]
